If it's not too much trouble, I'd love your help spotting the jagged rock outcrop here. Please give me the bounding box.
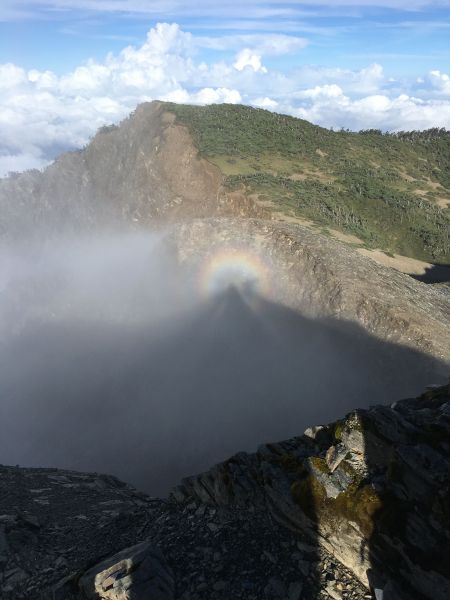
[0,465,367,600]
[1,383,449,599]
[0,102,265,239]
[174,382,450,600]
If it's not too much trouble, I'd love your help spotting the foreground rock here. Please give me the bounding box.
[1,382,449,599]
[0,467,367,600]
[175,382,450,600]
[79,542,174,600]
[0,467,159,599]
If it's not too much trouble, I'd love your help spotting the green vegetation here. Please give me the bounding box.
[166,103,450,263]
[291,460,382,539]
[309,456,331,475]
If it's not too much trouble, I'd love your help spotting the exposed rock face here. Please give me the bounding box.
[167,217,450,365]
[0,103,264,239]
[174,382,450,600]
[0,466,369,600]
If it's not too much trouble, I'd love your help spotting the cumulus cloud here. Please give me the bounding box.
[0,152,49,176]
[292,90,450,131]
[165,87,242,104]
[234,49,268,73]
[0,23,218,174]
[252,97,279,109]
[0,22,450,176]
[288,63,386,96]
[428,70,450,95]
[198,33,308,55]
[295,84,344,100]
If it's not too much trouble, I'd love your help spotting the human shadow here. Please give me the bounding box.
[409,263,450,284]
[0,289,449,598]
[0,287,447,498]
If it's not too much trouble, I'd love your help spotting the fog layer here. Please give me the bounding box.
[0,233,447,495]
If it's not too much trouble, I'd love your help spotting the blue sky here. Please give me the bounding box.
[1,1,450,175]
[1,1,449,75]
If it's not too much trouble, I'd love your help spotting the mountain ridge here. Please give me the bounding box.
[0,102,265,240]
[165,102,450,266]
[2,101,449,267]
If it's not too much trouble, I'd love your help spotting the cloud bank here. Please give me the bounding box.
[1,22,450,176]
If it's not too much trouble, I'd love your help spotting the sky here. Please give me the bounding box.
[1,1,450,176]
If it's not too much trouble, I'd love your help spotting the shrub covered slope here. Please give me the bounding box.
[167,103,450,264]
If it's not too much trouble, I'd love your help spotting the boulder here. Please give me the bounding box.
[78,542,174,600]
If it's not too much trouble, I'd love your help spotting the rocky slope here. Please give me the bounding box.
[166,217,450,365]
[166,103,450,266]
[1,382,449,599]
[0,103,263,239]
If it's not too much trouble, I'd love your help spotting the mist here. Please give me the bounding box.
[0,231,447,496]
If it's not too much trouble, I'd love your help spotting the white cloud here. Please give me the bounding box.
[234,49,267,73]
[428,70,450,95]
[0,64,27,88]
[0,22,450,177]
[292,91,450,131]
[198,33,308,55]
[252,96,278,109]
[295,84,344,99]
[163,87,242,105]
[290,63,385,96]
[195,87,242,104]
[28,69,59,89]
[0,152,49,175]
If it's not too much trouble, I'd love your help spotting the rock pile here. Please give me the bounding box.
[0,467,158,599]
